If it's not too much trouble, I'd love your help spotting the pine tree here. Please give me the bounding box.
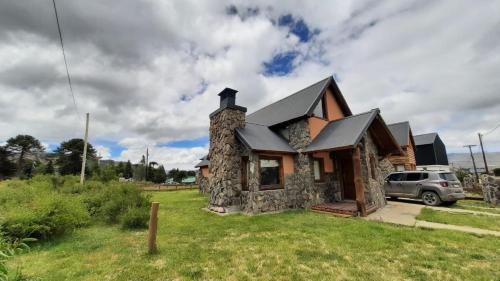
[44,160,55,175]
[124,160,133,179]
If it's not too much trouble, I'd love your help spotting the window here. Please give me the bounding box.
[369,154,377,179]
[241,157,248,191]
[388,173,404,181]
[422,173,429,179]
[313,158,325,182]
[312,97,327,119]
[438,173,458,181]
[259,156,283,189]
[404,173,422,181]
[394,165,405,172]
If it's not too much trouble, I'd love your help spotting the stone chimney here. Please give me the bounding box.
[208,88,246,213]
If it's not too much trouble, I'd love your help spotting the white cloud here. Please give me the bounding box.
[0,0,499,162]
[94,145,111,160]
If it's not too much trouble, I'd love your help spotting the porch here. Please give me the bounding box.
[311,201,378,217]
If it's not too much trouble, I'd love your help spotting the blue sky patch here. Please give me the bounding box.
[161,135,209,148]
[278,14,317,43]
[263,51,299,76]
[92,139,125,158]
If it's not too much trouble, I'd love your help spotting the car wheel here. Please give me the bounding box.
[421,191,441,206]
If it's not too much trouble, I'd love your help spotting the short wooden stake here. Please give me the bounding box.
[148,202,160,254]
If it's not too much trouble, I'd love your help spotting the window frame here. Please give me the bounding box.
[313,157,325,182]
[312,96,328,120]
[241,156,249,191]
[258,155,284,190]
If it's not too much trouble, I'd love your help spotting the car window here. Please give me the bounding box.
[439,173,458,181]
[388,173,403,181]
[404,173,422,181]
[422,173,429,179]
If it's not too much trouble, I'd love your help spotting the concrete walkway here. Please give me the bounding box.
[365,201,500,236]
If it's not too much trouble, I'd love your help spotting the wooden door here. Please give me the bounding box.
[340,157,356,200]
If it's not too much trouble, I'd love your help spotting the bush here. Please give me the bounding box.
[83,182,150,227]
[494,168,500,177]
[1,194,89,240]
[120,207,149,229]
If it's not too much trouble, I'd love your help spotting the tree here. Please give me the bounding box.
[116,162,125,177]
[5,135,44,177]
[45,160,55,175]
[124,160,133,179]
[0,146,15,179]
[153,165,167,183]
[55,139,97,175]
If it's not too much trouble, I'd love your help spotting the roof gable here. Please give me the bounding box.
[304,109,402,155]
[414,133,438,145]
[235,123,296,153]
[387,121,411,147]
[246,77,351,127]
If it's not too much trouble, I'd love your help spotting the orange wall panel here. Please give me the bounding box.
[283,154,295,175]
[308,117,328,140]
[201,166,209,177]
[312,151,334,172]
[324,88,345,121]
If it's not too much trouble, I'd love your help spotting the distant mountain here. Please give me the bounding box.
[448,152,500,170]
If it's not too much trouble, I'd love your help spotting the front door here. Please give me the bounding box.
[340,157,356,200]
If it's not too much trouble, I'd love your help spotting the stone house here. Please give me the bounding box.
[196,77,402,216]
[387,121,417,171]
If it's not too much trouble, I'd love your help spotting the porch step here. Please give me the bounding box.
[311,202,358,217]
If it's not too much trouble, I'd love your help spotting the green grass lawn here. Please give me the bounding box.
[9,190,500,281]
[417,208,500,232]
[452,199,500,214]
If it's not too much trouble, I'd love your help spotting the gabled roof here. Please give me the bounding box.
[236,123,296,153]
[414,133,438,145]
[246,76,352,127]
[304,109,402,155]
[387,121,415,147]
[195,155,209,167]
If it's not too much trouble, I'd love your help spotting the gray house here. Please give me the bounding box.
[197,77,401,216]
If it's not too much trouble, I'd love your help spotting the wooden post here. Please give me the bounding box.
[148,202,159,254]
[80,113,89,184]
[352,147,367,217]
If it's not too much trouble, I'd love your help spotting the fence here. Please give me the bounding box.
[142,183,198,191]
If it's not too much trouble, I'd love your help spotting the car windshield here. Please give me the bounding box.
[439,173,458,181]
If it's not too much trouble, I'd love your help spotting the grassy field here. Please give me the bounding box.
[452,199,500,214]
[9,190,500,281]
[417,208,500,232]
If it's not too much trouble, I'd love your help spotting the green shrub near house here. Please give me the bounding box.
[0,175,151,242]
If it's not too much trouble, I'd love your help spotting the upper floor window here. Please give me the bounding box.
[312,97,327,119]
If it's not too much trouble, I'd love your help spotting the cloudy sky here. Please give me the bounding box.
[1,0,499,170]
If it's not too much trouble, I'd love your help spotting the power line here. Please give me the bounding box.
[483,123,500,136]
[52,0,81,120]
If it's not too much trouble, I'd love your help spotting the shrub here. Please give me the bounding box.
[1,194,89,240]
[120,207,149,229]
[83,182,150,227]
[494,168,500,177]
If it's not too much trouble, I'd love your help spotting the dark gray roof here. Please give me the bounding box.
[246,77,349,127]
[387,121,410,146]
[236,123,296,153]
[304,110,379,152]
[414,133,438,145]
[195,155,209,167]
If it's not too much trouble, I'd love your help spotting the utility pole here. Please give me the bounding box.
[145,147,149,181]
[478,133,489,174]
[80,113,89,184]
[464,144,479,182]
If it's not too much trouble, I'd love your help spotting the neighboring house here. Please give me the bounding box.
[414,133,449,168]
[198,76,402,216]
[181,176,196,184]
[195,155,209,193]
[387,121,417,171]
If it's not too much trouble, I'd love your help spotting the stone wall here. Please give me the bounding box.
[196,170,209,194]
[208,108,246,212]
[359,132,387,208]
